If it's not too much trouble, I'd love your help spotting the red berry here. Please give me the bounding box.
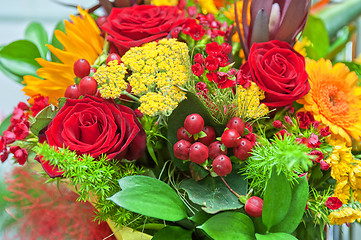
[189,142,208,164]
[245,196,263,217]
[208,141,227,160]
[212,155,232,176]
[79,76,98,96]
[233,138,253,161]
[226,117,245,136]
[177,126,194,142]
[221,129,240,148]
[198,126,216,146]
[173,140,192,160]
[106,53,121,65]
[73,59,90,78]
[184,113,204,135]
[64,84,81,99]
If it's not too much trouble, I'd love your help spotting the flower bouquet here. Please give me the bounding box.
[1,0,361,239]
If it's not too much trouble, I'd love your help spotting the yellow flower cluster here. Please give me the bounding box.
[151,0,178,6]
[122,39,191,117]
[328,206,361,225]
[235,82,269,119]
[93,60,128,99]
[294,37,311,57]
[326,142,361,203]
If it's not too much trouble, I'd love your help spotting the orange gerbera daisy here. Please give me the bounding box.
[22,7,104,104]
[297,59,361,145]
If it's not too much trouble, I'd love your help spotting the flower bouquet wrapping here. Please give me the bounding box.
[1,0,361,239]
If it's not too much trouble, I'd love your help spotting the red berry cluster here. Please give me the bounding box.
[173,114,256,177]
[0,102,32,164]
[65,58,99,99]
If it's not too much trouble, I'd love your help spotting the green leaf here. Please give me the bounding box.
[109,175,188,221]
[342,62,361,80]
[199,212,255,240]
[51,20,65,63]
[270,176,309,233]
[167,92,224,170]
[25,22,49,59]
[325,26,354,60]
[302,15,329,60]
[30,105,58,136]
[0,114,12,135]
[0,61,23,83]
[0,40,41,77]
[255,233,297,240]
[189,162,209,181]
[316,0,361,38]
[180,170,247,214]
[262,169,291,231]
[152,226,192,240]
[189,210,212,225]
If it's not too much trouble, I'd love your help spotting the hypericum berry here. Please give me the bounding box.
[221,129,240,148]
[208,141,227,160]
[233,138,253,161]
[184,113,204,135]
[173,140,192,160]
[226,117,245,136]
[177,126,194,142]
[189,142,208,164]
[245,196,263,217]
[198,126,216,146]
[106,53,121,65]
[73,59,91,78]
[64,84,81,99]
[212,155,232,176]
[79,76,98,96]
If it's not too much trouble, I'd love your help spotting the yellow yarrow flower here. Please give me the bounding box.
[151,0,178,6]
[121,39,191,117]
[294,37,311,57]
[93,60,128,99]
[328,206,361,225]
[235,82,269,119]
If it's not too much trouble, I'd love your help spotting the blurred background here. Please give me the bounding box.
[0,0,361,239]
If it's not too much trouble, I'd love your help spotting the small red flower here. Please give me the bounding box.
[194,53,204,65]
[272,120,283,129]
[275,129,291,140]
[307,133,321,148]
[310,150,324,163]
[3,130,16,144]
[297,112,315,129]
[189,24,205,41]
[320,160,330,171]
[204,56,219,71]
[325,197,343,210]
[235,62,252,89]
[284,116,293,125]
[221,43,232,54]
[205,42,222,56]
[10,146,28,165]
[320,126,331,137]
[191,63,204,76]
[31,96,49,117]
[13,123,29,140]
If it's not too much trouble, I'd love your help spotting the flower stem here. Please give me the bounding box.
[220,176,240,198]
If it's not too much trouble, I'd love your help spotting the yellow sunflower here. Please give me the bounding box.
[297,59,361,145]
[328,206,361,225]
[22,6,104,104]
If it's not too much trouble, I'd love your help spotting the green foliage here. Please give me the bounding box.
[255,233,297,240]
[25,22,48,59]
[262,169,291,231]
[109,175,188,221]
[198,212,255,240]
[152,226,192,240]
[180,170,248,214]
[30,105,58,136]
[34,143,145,226]
[342,62,361,80]
[244,135,312,195]
[0,114,11,135]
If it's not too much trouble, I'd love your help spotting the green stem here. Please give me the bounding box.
[220,176,240,198]
[121,91,140,102]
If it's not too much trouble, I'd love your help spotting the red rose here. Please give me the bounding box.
[247,40,310,107]
[45,96,146,162]
[101,5,185,55]
[325,197,343,210]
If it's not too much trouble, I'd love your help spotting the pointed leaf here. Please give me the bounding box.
[30,105,58,136]
[0,114,12,135]
[25,22,48,58]
[0,61,23,83]
[152,226,192,240]
[199,212,255,240]
[180,170,247,214]
[262,169,292,230]
[270,175,309,233]
[109,175,188,221]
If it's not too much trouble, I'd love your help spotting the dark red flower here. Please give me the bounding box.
[17,102,29,111]
[13,123,29,140]
[191,63,204,76]
[102,5,185,55]
[248,40,309,107]
[188,24,205,41]
[182,19,197,34]
[235,62,252,89]
[204,56,219,71]
[194,53,204,65]
[297,112,315,129]
[310,150,324,163]
[273,120,283,129]
[213,53,229,67]
[205,42,222,56]
[9,146,28,165]
[196,82,208,92]
[3,130,16,144]
[207,72,235,89]
[320,126,331,137]
[325,197,343,210]
[187,6,197,17]
[221,43,232,55]
[0,137,9,162]
[275,129,291,140]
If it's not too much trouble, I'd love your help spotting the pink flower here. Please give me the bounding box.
[307,133,321,148]
[320,160,330,171]
[310,150,324,163]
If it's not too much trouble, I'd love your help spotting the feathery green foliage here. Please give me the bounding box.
[34,143,145,226]
[244,135,313,195]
